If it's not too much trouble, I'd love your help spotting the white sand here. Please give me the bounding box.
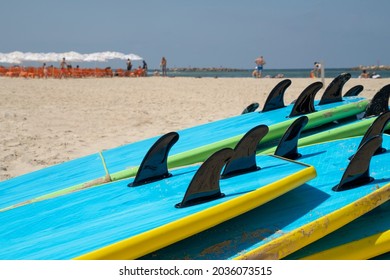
[1,76,388,180]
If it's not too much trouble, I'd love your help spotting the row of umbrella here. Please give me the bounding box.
[0,51,143,64]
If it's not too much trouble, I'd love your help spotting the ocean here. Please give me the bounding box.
[160,68,390,79]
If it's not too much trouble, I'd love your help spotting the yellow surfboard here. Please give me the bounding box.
[285,201,390,260]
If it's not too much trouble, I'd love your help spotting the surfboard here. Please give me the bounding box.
[284,201,390,260]
[258,83,390,154]
[299,83,390,140]
[139,134,390,260]
[0,125,316,260]
[281,113,390,260]
[0,75,368,212]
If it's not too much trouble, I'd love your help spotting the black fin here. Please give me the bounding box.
[363,84,390,118]
[129,132,179,187]
[175,148,233,208]
[344,85,364,97]
[356,111,390,156]
[274,116,309,160]
[333,135,382,192]
[289,82,323,117]
[242,102,259,114]
[261,79,292,112]
[318,73,351,105]
[221,125,269,179]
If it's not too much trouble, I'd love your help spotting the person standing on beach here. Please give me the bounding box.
[160,57,167,76]
[142,60,148,76]
[42,63,48,78]
[254,56,266,78]
[126,58,132,72]
[60,57,67,78]
[312,62,322,78]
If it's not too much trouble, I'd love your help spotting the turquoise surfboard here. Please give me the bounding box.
[0,126,316,260]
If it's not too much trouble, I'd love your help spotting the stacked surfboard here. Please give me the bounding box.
[0,73,389,260]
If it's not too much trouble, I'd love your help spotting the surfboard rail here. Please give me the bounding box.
[235,182,390,260]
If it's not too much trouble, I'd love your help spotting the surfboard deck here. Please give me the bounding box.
[284,201,390,260]
[140,135,390,260]
[0,146,315,260]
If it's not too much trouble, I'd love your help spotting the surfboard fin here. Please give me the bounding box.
[261,79,291,112]
[221,125,269,179]
[318,73,351,105]
[289,82,323,117]
[343,85,364,97]
[129,132,179,187]
[274,116,309,160]
[242,79,291,114]
[363,84,390,118]
[175,148,233,208]
[333,135,382,192]
[354,111,390,157]
[242,102,259,114]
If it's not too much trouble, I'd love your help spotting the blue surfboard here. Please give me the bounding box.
[0,126,316,260]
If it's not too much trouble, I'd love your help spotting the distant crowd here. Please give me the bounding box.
[0,64,146,79]
[0,56,171,79]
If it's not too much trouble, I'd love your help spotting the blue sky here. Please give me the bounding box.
[1,0,389,69]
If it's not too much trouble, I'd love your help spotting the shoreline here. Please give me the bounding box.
[1,77,389,181]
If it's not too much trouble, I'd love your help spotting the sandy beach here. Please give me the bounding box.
[1,76,389,181]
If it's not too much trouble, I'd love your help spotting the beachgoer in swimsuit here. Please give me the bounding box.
[60,57,67,78]
[254,56,266,78]
[126,59,132,71]
[161,57,167,76]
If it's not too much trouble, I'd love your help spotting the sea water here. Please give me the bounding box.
[158,68,390,79]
